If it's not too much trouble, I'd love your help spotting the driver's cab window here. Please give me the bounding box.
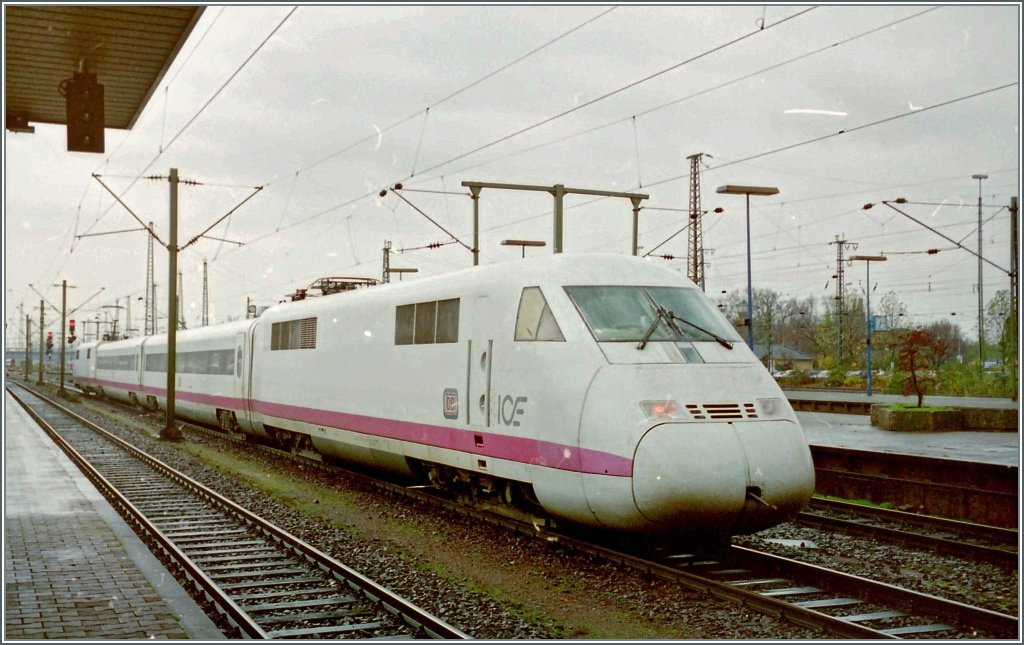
[515,287,565,341]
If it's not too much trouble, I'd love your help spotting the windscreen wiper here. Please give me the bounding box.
[664,311,734,350]
[637,306,681,350]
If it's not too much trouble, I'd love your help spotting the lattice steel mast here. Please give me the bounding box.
[831,235,857,365]
[382,240,392,284]
[686,153,706,291]
[145,220,155,335]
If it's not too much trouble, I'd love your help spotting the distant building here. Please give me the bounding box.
[752,344,814,372]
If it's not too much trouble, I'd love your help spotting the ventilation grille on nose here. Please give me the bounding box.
[685,402,758,420]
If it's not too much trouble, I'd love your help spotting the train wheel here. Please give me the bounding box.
[502,481,518,506]
[426,464,451,492]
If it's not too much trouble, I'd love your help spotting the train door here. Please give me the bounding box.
[233,332,247,420]
[467,295,493,429]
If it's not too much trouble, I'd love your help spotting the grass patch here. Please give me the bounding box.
[178,443,357,515]
[815,494,895,510]
[883,402,955,412]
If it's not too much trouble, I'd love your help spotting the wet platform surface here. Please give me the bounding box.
[783,388,1019,467]
[3,390,224,640]
[795,410,1019,466]
[784,387,1019,410]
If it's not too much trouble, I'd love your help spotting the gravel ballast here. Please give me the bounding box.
[35,389,1020,639]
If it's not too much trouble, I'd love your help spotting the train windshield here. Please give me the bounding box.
[565,285,742,343]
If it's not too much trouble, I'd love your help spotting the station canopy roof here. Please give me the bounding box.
[5,5,204,131]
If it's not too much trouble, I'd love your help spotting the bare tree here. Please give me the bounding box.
[898,329,949,407]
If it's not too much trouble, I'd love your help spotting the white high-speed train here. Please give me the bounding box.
[73,254,815,537]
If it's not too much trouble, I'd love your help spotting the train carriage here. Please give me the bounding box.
[139,319,256,428]
[81,254,814,539]
[71,340,102,392]
[91,337,145,404]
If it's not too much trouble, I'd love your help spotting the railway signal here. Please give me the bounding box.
[68,319,76,343]
[64,70,105,153]
[46,331,53,355]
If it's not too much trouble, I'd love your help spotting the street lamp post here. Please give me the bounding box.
[385,267,418,282]
[851,255,887,396]
[716,184,780,349]
[972,173,987,371]
[501,239,546,258]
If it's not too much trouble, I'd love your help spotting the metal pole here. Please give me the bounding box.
[974,174,987,370]
[37,300,44,385]
[630,197,642,256]
[162,168,181,441]
[470,186,481,266]
[553,184,565,254]
[24,314,31,381]
[59,280,67,393]
[1011,196,1019,402]
[745,193,754,349]
[866,261,873,396]
[1011,196,1019,331]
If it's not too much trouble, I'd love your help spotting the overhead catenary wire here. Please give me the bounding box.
[76,6,297,240]
[574,81,1020,238]
[209,8,622,254]
[401,6,940,189]
[412,7,818,179]
[265,6,618,187]
[221,9,827,257]
[33,8,1013,330]
[192,7,981,276]
[648,82,1019,190]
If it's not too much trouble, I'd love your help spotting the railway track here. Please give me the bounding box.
[26,382,1020,639]
[800,498,1017,566]
[654,544,1016,639]
[7,383,468,640]
[180,420,1019,639]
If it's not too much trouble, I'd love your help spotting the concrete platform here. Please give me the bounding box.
[784,387,1019,410]
[796,411,1019,466]
[3,390,224,640]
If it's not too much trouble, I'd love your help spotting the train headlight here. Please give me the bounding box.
[640,400,681,420]
[756,397,786,419]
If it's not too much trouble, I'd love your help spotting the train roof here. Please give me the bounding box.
[143,318,258,345]
[257,254,697,321]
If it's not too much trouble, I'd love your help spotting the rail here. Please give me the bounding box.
[7,383,469,640]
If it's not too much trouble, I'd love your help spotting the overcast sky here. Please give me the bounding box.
[4,4,1021,343]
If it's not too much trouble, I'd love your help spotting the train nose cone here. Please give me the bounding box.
[632,420,814,534]
[632,423,749,531]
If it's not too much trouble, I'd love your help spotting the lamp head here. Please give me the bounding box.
[716,184,779,196]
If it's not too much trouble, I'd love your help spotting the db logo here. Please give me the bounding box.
[442,388,459,419]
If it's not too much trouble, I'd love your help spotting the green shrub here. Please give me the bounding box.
[825,367,846,387]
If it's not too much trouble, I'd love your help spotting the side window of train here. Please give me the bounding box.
[271,317,318,351]
[236,346,242,377]
[515,287,565,342]
[395,298,460,345]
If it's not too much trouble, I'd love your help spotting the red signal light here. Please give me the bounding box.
[639,400,679,420]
